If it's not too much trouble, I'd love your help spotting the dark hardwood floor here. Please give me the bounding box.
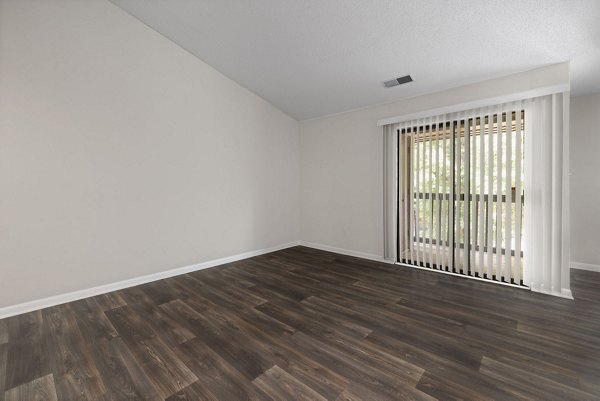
[1,246,600,400]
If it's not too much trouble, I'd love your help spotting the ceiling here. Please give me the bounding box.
[110,0,600,120]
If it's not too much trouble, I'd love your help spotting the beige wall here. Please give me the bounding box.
[0,0,300,308]
[299,63,569,258]
[570,92,600,267]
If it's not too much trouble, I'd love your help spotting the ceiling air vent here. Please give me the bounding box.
[384,75,413,88]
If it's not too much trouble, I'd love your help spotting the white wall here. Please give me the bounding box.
[570,92,600,268]
[0,0,299,309]
[0,0,585,311]
[300,63,569,258]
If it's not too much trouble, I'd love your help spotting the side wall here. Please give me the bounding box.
[570,92,600,269]
[0,0,300,309]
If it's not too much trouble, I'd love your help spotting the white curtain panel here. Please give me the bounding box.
[383,124,398,262]
[525,93,571,298]
[382,92,571,298]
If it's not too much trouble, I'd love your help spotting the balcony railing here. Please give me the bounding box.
[408,190,524,257]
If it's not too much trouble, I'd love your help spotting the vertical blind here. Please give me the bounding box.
[526,93,571,297]
[383,94,572,297]
[397,104,526,286]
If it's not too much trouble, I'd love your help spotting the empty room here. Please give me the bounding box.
[1,0,600,400]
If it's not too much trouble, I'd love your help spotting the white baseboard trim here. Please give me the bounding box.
[299,241,390,264]
[571,261,600,272]
[531,287,574,300]
[0,240,300,320]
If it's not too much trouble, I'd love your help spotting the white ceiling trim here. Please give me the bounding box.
[377,83,570,127]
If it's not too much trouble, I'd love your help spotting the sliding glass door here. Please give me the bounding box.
[397,109,526,286]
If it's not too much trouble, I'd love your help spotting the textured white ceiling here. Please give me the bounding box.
[110,0,600,120]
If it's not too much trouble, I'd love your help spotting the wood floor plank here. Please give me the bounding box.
[1,246,599,400]
[0,319,7,345]
[333,382,430,401]
[207,266,258,288]
[162,274,215,309]
[92,292,127,312]
[160,299,205,322]
[579,374,600,396]
[188,279,267,311]
[228,314,347,400]
[138,280,180,305]
[233,264,317,302]
[490,353,581,390]
[517,320,600,351]
[304,295,484,370]
[365,330,533,401]
[416,371,497,401]
[104,306,197,399]
[288,331,434,401]
[465,322,600,376]
[334,389,362,401]
[479,356,597,401]
[4,374,58,401]
[255,297,372,340]
[89,337,162,401]
[174,339,271,401]
[0,343,7,401]
[253,365,327,401]
[70,297,118,345]
[165,380,219,401]
[121,291,196,348]
[173,307,278,381]
[233,305,296,337]
[3,310,44,390]
[41,305,107,400]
